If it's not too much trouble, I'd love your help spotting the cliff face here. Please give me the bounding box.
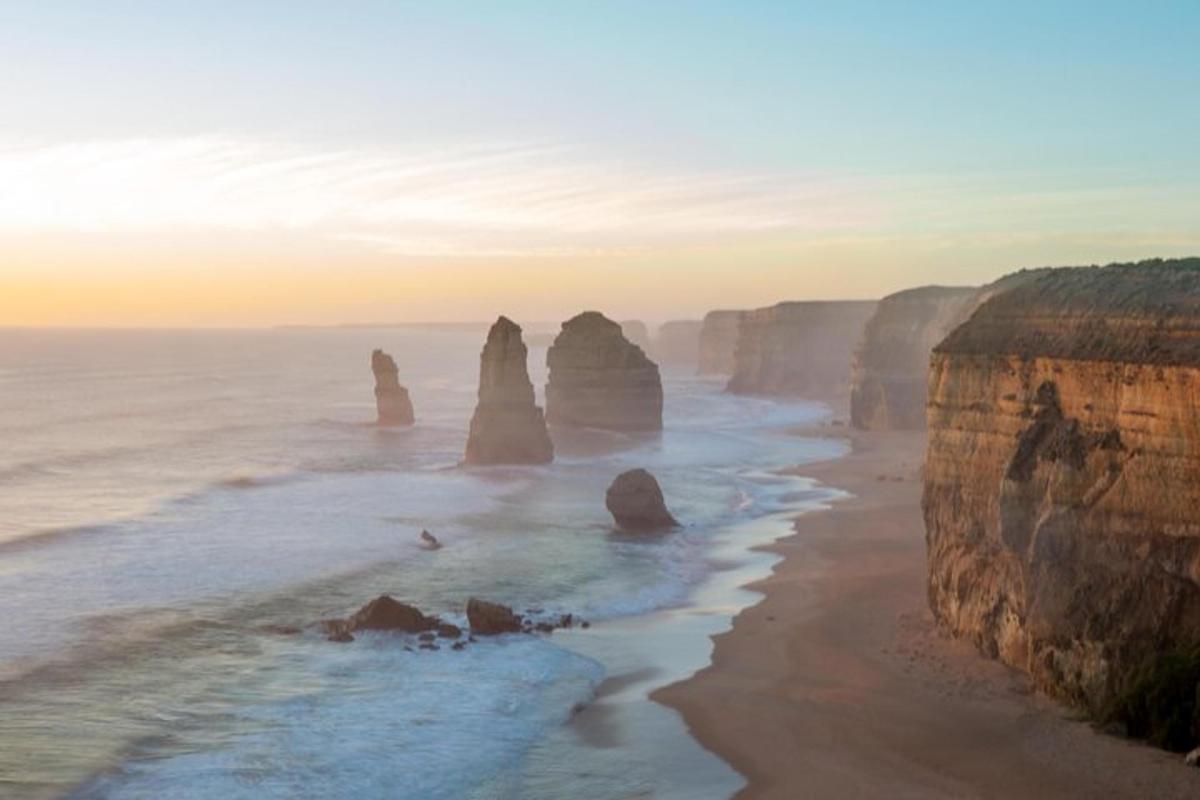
[923,258,1200,716]
[850,286,979,430]
[726,301,877,398]
[371,349,415,426]
[697,310,745,375]
[464,317,553,465]
[653,320,703,369]
[545,312,663,431]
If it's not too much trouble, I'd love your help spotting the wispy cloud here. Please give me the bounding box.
[0,137,883,256]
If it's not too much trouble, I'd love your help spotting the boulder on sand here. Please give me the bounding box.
[605,468,678,531]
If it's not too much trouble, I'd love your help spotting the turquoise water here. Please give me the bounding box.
[0,328,844,799]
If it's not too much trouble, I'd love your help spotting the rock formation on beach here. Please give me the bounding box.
[464,317,554,465]
[923,258,1200,741]
[653,320,704,369]
[371,349,415,426]
[697,310,746,375]
[606,468,678,531]
[726,301,877,398]
[322,595,443,641]
[545,312,664,431]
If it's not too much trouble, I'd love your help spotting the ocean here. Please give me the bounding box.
[0,327,846,799]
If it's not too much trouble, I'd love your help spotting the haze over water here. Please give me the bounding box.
[0,327,843,798]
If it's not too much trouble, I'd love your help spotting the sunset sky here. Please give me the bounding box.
[3,1,1198,326]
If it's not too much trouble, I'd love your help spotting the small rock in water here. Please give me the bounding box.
[419,642,439,651]
[467,597,524,635]
[418,632,437,643]
[419,529,442,551]
[436,623,462,639]
[605,468,678,531]
[452,641,466,651]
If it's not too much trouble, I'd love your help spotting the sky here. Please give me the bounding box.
[2,0,1198,326]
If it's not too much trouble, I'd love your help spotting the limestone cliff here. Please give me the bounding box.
[697,310,745,375]
[654,320,703,369]
[849,286,979,430]
[923,257,1200,719]
[464,317,553,464]
[371,349,415,426]
[726,301,877,398]
[545,312,663,431]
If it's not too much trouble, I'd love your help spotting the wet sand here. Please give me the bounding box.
[655,428,1198,799]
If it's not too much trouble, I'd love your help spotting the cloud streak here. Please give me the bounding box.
[0,137,883,256]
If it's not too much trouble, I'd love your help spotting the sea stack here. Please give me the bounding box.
[654,319,704,369]
[697,310,746,375]
[463,317,554,465]
[923,258,1200,729]
[605,468,678,531]
[371,349,415,426]
[545,311,663,431]
[726,301,877,397]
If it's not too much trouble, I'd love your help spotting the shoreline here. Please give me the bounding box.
[654,427,1198,799]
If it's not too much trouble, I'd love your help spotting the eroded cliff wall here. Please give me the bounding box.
[697,310,744,375]
[923,258,1200,716]
[726,301,877,398]
[850,286,978,430]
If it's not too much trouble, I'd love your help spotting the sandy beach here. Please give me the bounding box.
[655,428,1199,799]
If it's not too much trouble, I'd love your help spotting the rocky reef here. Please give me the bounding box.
[653,320,703,369]
[464,316,554,465]
[697,310,745,375]
[923,258,1200,737]
[371,349,415,426]
[605,468,678,531]
[726,301,876,398]
[545,311,663,431]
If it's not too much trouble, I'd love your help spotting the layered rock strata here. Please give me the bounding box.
[697,310,745,375]
[464,317,554,464]
[923,257,1200,717]
[545,312,663,431]
[371,349,415,426]
[726,301,877,397]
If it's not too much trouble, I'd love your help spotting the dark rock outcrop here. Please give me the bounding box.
[545,312,663,431]
[464,317,554,465]
[726,301,877,398]
[654,320,704,369]
[323,594,442,641]
[419,529,441,550]
[697,310,746,375]
[923,257,1200,730]
[467,598,524,635]
[605,468,678,530]
[371,349,415,426]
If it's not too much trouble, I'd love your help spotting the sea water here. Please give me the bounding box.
[0,327,845,799]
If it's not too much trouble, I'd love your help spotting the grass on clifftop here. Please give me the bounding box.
[1103,645,1200,752]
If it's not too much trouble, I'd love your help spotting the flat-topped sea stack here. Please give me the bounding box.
[653,320,703,369]
[463,317,553,465]
[726,301,877,398]
[545,312,663,432]
[849,286,978,430]
[697,310,745,375]
[923,257,1200,739]
[371,349,415,426]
